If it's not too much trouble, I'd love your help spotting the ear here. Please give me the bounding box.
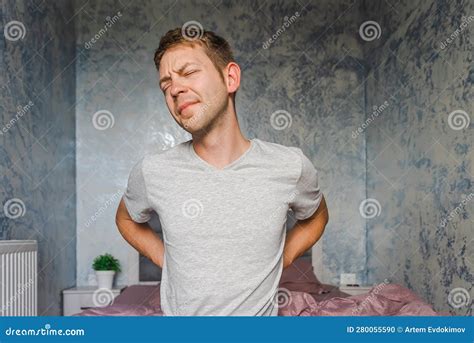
[225,62,241,95]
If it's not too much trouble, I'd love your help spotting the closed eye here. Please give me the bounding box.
[161,70,199,93]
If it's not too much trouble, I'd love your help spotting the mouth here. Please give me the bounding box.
[178,101,199,114]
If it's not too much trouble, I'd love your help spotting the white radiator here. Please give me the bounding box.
[0,240,37,316]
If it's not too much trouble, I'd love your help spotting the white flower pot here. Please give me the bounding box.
[95,270,116,289]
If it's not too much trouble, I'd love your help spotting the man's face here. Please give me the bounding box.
[159,44,229,135]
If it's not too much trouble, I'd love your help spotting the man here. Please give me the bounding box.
[115,27,329,316]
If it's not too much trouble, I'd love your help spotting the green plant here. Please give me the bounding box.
[92,253,121,272]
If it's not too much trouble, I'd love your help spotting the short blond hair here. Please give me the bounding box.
[154,27,235,79]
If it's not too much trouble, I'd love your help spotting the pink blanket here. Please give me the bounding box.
[277,284,443,316]
[76,283,442,316]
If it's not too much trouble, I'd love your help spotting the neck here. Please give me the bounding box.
[191,109,250,170]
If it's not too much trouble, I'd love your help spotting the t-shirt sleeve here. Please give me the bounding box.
[288,148,323,220]
[122,157,153,223]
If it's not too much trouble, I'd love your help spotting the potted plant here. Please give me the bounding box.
[92,253,121,289]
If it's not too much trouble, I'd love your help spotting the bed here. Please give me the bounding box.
[75,251,443,316]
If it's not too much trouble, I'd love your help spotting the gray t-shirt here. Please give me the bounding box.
[123,138,323,316]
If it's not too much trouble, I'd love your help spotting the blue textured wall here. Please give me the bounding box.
[0,1,76,315]
[363,0,473,315]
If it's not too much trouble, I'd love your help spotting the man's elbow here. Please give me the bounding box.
[323,205,329,225]
[319,195,329,225]
[115,212,123,230]
[115,198,130,230]
[115,200,122,223]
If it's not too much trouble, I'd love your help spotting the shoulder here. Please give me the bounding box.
[252,139,307,180]
[140,139,192,173]
[253,138,304,162]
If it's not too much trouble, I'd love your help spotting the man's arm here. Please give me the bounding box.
[283,195,329,269]
[115,198,165,268]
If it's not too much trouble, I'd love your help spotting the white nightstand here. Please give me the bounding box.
[62,285,126,316]
[339,285,373,296]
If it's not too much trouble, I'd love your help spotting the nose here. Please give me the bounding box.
[170,81,187,98]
